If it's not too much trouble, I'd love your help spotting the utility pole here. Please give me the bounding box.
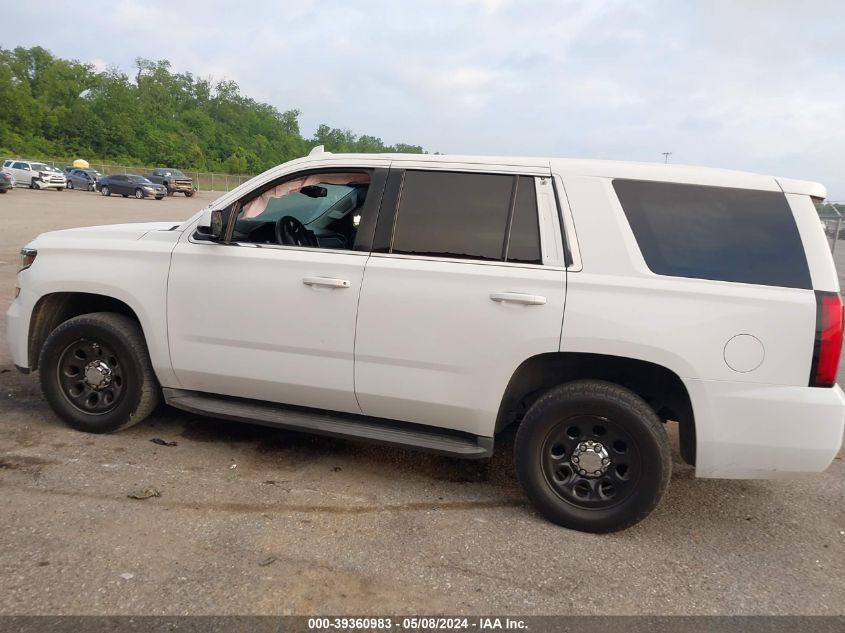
[662,152,672,164]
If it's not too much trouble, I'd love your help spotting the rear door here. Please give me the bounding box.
[354,163,567,437]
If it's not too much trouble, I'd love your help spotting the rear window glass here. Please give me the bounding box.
[391,170,514,261]
[613,180,811,289]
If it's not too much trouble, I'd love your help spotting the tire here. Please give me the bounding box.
[101,185,110,196]
[57,187,64,191]
[134,188,143,199]
[30,178,37,189]
[67,180,74,190]
[89,183,96,192]
[184,191,194,197]
[0,189,6,194]
[38,312,160,433]
[156,196,164,200]
[514,380,671,533]
[122,193,129,197]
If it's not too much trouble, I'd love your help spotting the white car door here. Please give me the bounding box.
[167,163,388,414]
[354,163,568,437]
[11,162,31,185]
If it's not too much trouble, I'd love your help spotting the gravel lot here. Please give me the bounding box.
[0,187,843,615]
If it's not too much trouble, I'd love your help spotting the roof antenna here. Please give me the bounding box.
[662,152,672,164]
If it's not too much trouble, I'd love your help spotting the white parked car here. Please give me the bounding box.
[6,150,844,532]
[2,159,66,190]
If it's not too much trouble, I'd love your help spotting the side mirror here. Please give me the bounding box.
[197,208,225,241]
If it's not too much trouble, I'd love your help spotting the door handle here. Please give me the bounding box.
[303,277,351,289]
[490,292,546,306]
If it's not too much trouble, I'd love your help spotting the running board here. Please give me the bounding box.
[163,389,493,459]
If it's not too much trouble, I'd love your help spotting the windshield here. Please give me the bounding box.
[31,163,48,171]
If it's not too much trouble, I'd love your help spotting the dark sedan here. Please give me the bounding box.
[65,167,101,191]
[98,174,167,200]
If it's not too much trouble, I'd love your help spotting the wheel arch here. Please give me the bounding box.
[496,351,696,465]
[28,292,143,372]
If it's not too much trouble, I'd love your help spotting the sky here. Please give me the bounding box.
[6,0,845,197]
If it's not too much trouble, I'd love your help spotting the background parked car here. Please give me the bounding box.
[0,171,14,193]
[97,174,167,199]
[146,167,194,196]
[2,159,65,190]
[64,167,101,191]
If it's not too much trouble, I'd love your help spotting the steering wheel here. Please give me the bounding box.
[275,215,318,247]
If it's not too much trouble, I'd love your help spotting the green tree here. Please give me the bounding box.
[0,46,425,173]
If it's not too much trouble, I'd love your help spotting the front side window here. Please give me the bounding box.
[231,171,371,251]
[614,179,812,289]
[390,170,542,264]
[13,162,28,170]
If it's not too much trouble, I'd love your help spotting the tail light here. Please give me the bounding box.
[810,291,844,387]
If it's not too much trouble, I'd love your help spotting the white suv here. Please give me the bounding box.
[6,151,844,532]
[2,159,66,190]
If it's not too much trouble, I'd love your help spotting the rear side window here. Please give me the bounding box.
[613,180,811,289]
[390,170,541,263]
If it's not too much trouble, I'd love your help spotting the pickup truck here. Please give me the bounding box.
[7,149,844,532]
[146,168,194,197]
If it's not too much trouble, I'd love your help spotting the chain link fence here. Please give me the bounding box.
[819,202,845,253]
[9,157,255,193]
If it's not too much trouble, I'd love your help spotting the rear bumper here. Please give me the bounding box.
[687,378,845,478]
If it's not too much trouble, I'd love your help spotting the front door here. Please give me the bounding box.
[167,164,387,414]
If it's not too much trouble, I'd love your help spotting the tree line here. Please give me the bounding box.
[0,46,425,174]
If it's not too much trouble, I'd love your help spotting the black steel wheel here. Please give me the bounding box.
[515,380,671,533]
[540,414,641,509]
[39,312,160,433]
[56,337,126,415]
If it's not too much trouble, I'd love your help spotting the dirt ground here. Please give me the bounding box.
[0,187,843,615]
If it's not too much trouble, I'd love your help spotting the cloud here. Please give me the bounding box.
[4,0,845,196]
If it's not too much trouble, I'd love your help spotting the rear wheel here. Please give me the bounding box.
[101,185,110,196]
[39,313,160,433]
[515,380,671,533]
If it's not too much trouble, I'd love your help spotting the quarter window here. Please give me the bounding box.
[613,179,812,289]
[506,176,542,265]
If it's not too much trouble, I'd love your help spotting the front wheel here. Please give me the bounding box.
[184,190,194,197]
[101,185,110,196]
[514,380,671,533]
[39,312,160,433]
[67,180,74,190]
[134,188,143,199]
